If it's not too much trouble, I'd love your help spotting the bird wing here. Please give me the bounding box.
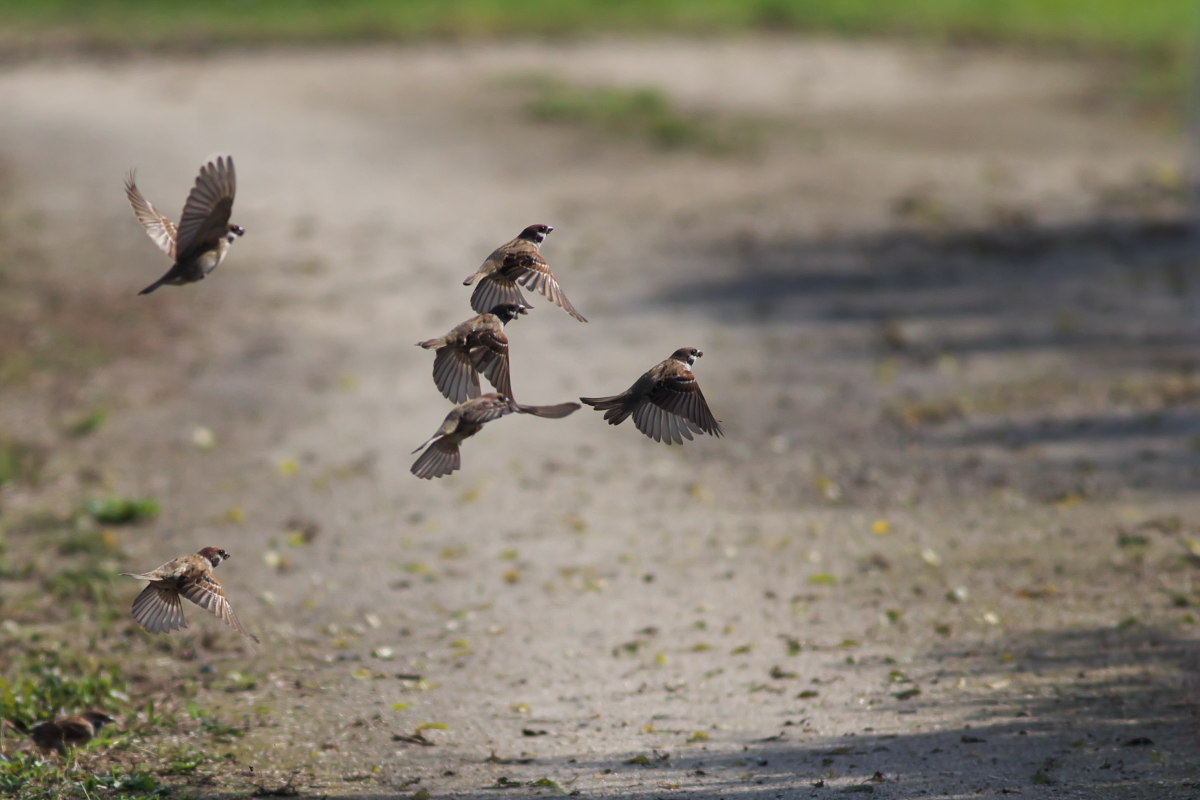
[432,345,482,404]
[410,438,462,479]
[469,327,512,399]
[646,368,723,438]
[125,173,177,257]
[129,582,188,634]
[506,251,586,322]
[175,155,236,260]
[632,399,701,444]
[179,573,258,642]
[55,718,96,747]
[469,274,531,316]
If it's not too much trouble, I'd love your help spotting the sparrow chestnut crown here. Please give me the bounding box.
[519,223,553,243]
[196,546,230,567]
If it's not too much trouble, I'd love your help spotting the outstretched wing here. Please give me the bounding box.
[179,573,258,642]
[175,155,236,260]
[469,275,531,316]
[411,439,462,479]
[125,172,177,257]
[470,327,513,399]
[645,371,723,440]
[129,582,188,634]
[509,254,586,322]
[432,346,482,404]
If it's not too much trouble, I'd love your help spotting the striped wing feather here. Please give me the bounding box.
[125,174,178,257]
[469,276,530,315]
[646,377,722,438]
[411,439,461,479]
[511,260,586,321]
[176,156,236,259]
[130,583,188,633]
[470,328,512,398]
[179,574,258,642]
[432,346,481,404]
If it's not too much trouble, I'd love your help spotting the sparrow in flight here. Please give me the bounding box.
[462,224,586,322]
[411,393,580,479]
[3,711,115,754]
[416,303,528,403]
[581,347,724,444]
[121,546,258,642]
[125,155,244,295]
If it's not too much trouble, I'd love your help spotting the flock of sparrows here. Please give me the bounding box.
[4,155,724,756]
[413,221,724,475]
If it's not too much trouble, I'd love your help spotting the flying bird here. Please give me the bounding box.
[581,347,723,444]
[416,303,528,403]
[125,155,244,295]
[462,224,586,322]
[411,393,580,479]
[3,711,115,755]
[121,546,257,642]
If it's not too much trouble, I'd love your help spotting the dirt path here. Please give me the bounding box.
[2,38,1199,798]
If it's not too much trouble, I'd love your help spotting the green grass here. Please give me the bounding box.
[0,440,46,487]
[0,515,260,799]
[0,760,169,800]
[83,497,159,526]
[524,77,766,153]
[0,0,1190,57]
[0,647,127,728]
[64,409,108,439]
[0,644,252,798]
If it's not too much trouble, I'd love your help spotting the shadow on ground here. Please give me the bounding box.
[228,624,1197,799]
[641,212,1200,501]
[651,214,1198,355]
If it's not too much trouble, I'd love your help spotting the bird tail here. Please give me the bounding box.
[415,338,442,350]
[2,718,29,734]
[137,277,166,296]
[514,401,580,419]
[580,395,634,426]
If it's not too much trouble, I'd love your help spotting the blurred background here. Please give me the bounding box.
[2,3,1199,799]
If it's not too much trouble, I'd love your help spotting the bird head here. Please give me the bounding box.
[517,224,553,245]
[82,711,116,730]
[491,303,531,323]
[671,347,703,366]
[197,547,231,567]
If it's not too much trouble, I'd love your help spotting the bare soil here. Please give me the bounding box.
[2,37,1199,798]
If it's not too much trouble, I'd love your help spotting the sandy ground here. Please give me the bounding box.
[2,37,1200,798]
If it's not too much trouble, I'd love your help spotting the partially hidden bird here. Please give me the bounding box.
[125,155,243,295]
[416,302,528,403]
[121,546,258,642]
[581,347,723,444]
[411,393,580,479]
[3,711,115,755]
[462,224,586,322]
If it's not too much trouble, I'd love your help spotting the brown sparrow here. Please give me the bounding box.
[462,224,586,322]
[121,546,258,642]
[411,393,580,479]
[416,303,528,403]
[126,155,244,295]
[581,347,723,444]
[4,711,115,754]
